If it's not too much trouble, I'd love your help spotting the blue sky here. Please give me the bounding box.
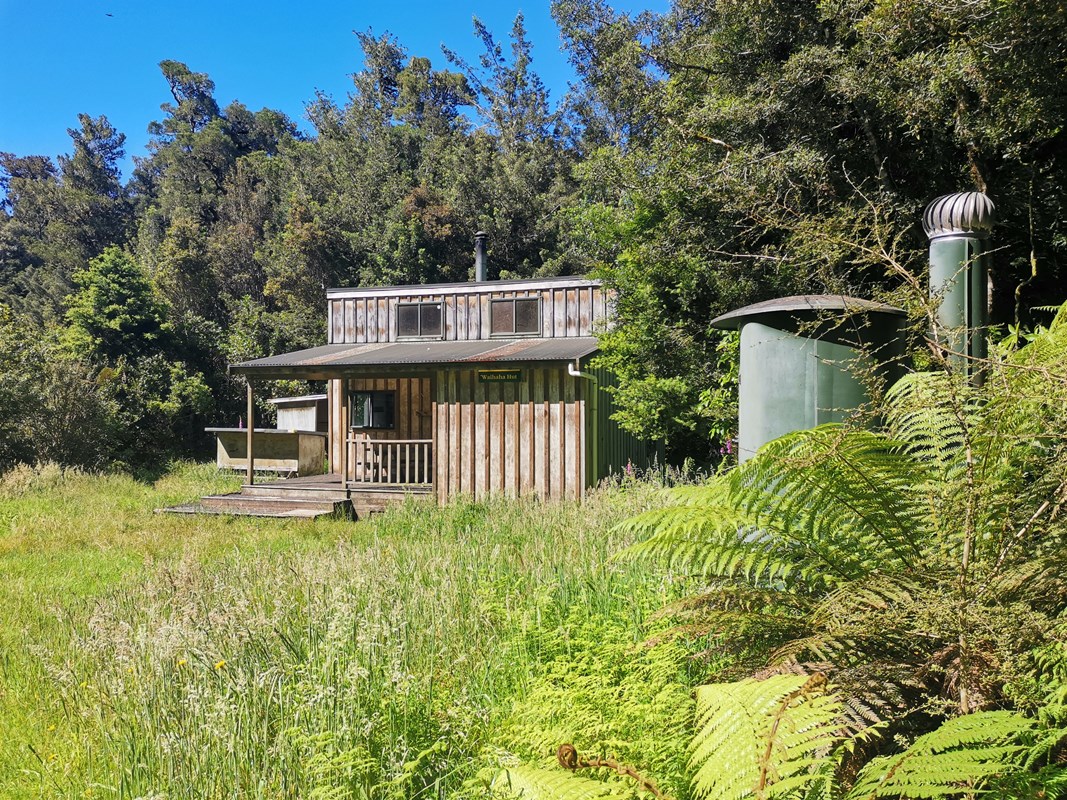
[0,1,663,180]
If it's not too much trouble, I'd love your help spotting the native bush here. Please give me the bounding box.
[493,308,1067,798]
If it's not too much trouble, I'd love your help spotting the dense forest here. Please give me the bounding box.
[2,0,1067,470]
[5,3,1067,797]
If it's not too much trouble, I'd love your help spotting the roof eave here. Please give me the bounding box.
[229,355,599,382]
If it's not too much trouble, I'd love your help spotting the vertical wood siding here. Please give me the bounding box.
[327,377,432,473]
[320,281,611,499]
[327,283,611,345]
[328,379,343,469]
[434,367,584,503]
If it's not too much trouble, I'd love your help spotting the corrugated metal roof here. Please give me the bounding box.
[710,295,905,330]
[230,337,599,375]
[326,275,600,298]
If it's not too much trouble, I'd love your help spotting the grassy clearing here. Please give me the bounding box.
[0,463,695,799]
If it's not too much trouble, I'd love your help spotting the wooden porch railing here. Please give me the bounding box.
[345,437,433,486]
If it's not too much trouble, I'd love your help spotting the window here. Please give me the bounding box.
[397,302,443,338]
[350,391,396,429]
[490,297,540,336]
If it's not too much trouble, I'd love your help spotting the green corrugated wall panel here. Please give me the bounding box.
[583,362,662,486]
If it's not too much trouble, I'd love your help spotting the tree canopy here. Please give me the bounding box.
[2,3,1066,469]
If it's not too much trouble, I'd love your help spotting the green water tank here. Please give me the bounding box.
[711,295,906,463]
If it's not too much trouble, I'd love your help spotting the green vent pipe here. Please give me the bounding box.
[922,192,995,380]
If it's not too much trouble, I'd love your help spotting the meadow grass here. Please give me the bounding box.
[0,463,691,799]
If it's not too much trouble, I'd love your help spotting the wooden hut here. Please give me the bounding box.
[205,275,656,517]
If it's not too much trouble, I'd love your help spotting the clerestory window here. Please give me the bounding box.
[397,302,443,339]
[490,297,540,336]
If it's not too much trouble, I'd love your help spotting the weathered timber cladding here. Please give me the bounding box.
[328,379,342,470]
[212,429,326,475]
[327,281,611,344]
[327,377,432,471]
[434,366,585,502]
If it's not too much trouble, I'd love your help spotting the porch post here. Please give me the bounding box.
[246,378,255,486]
[338,378,348,485]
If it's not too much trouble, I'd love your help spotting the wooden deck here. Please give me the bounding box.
[161,473,433,519]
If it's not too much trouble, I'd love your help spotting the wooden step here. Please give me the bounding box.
[161,503,328,519]
[159,477,434,519]
[240,484,350,501]
[163,493,353,519]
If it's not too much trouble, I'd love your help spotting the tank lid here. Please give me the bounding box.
[922,192,995,240]
[710,294,905,330]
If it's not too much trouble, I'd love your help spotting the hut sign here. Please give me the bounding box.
[478,369,523,383]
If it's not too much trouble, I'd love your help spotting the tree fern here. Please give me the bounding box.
[588,303,1067,800]
[884,372,974,482]
[845,711,1034,799]
[490,764,630,800]
[727,427,931,581]
[623,426,933,595]
[620,483,786,585]
[986,718,1067,798]
[690,673,842,800]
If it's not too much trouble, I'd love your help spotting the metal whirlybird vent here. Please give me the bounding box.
[922,192,995,240]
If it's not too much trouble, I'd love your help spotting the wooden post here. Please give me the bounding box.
[246,379,255,486]
[338,380,348,486]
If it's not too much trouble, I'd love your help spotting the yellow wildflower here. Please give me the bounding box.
[177,658,187,667]
[214,659,226,670]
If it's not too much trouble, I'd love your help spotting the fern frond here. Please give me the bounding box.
[624,426,933,593]
[730,426,932,579]
[811,576,921,628]
[619,482,799,586]
[768,629,921,672]
[983,710,1067,798]
[885,372,975,480]
[984,556,1067,611]
[491,765,628,800]
[690,673,843,800]
[986,765,1067,800]
[1045,301,1067,331]
[772,575,934,680]
[845,711,1034,799]
[658,584,807,617]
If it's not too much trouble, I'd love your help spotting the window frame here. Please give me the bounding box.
[489,296,542,337]
[348,389,397,430]
[396,301,444,340]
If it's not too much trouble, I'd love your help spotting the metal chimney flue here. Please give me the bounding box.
[474,231,488,282]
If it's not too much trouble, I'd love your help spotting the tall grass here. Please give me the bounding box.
[1,464,686,798]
